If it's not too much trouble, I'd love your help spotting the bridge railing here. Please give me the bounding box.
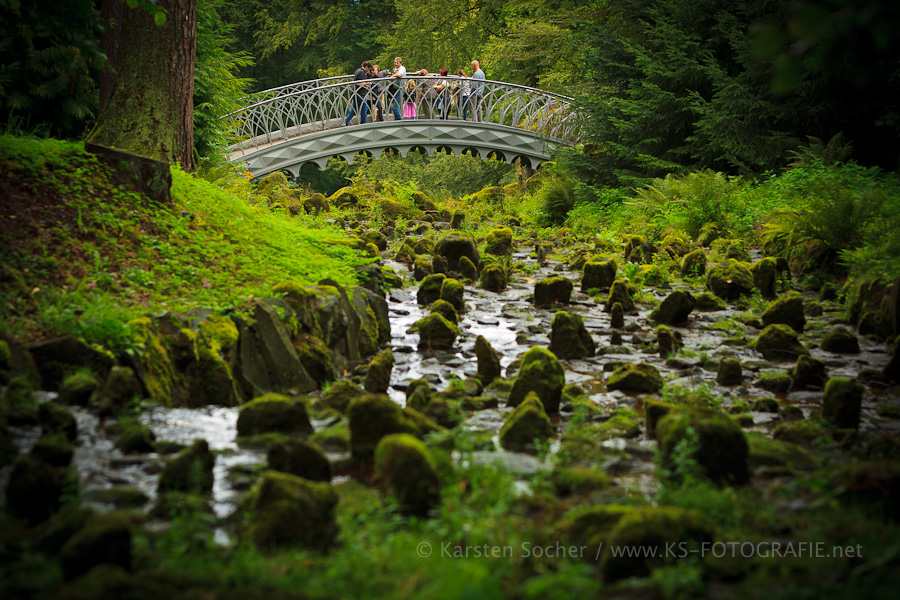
[227,76,583,156]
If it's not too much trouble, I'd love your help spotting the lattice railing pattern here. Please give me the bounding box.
[228,77,583,155]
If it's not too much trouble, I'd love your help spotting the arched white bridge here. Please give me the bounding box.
[226,76,582,177]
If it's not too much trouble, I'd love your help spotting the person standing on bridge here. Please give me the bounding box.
[454,68,470,120]
[388,57,407,121]
[369,64,388,122]
[470,60,485,122]
[345,60,372,126]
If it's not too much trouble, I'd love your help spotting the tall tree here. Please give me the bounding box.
[87,0,197,170]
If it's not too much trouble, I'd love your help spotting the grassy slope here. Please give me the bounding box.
[0,134,365,350]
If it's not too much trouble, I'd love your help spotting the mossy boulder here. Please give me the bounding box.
[267,438,332,482]
[413,237,435,255]
[550,465,612,496]
[114,419,156,454]
[755,371,793,393]
[548,311,596,360]
[321,380,365,413]
[706,259,754,300]
[606,362,664,394]
[658,235,690,258]
[6,455,73,524]
[361,229,388,251]
[439,277,466,314]
[374,434,441,517]
[475,335,502,385]
[413,257,433,281]
[27,335,115,391]
[60,513,133,581]
[31,434,74,467]
[429,299,459,325]
[58,372,101,406]
[237,393,313,437]
[450,209,465,228]
[38,401,77,442]
[609,302,625,328]
[303,193,330,214]
[458,256,479,281]
[244,470,338,550]
[582,259,617,291]
[484,227,514,255]
[643,397,676,439]
[791,355,827,390]
[157,439,215,494]
[508,347,565,413]
[821,326,860,354]
[751,257,779,299]
[416,273,446,305]
[604,280,635,313]
[363,348,394,394]
[680,248,707,277]
[499,392,554,452]
[822,377,864,429]
[656,325,682,357]
[746,433,817,471]
[347,393,440,461]
[599,507,715,582]
[410,190,437,211]
[257,171,288,196]
[92,366,143,415]
[377,198,407,218]
[753,324,809,362]
[293,334,338,385]
[716,357,743,386]
[762,291,806,332]
[479,264,508,292]
[395,242,417,265]
[710,238,751,261]
[2,374,37,424]
[694,291,726,311]
[408,312,460,350]
[657,408,749,485]
[534,276,574,308]
[434,232,480,271]
[649,290,696,325]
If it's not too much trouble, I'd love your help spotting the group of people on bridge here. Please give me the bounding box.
[345,57,486,126]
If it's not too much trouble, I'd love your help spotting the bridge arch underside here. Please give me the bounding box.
[231,121,562,178]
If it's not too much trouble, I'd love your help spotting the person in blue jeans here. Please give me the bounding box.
[388,57,407,121]
[345,60,372,125]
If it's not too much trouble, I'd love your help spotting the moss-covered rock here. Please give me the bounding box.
[374,434,441,517]
[649,290,696,325]
[417,273,446,306]
[643,397,676,439]
[500,392,554,452]
[475,335,502,385]
[508,347,565,413]
[1,374,37,424]
[710,238,751,261]
[244,470,338,550]
[37,401,77,442]
[754,371,793,393]
[659,235,690,258]
[753,324,809,362]
[292,334,338,385]
[321,380,365,414]
[822,377,864,429]
[58,371,101,406]
[694,291,726,311]
[655,325,682,357]
[550,465,612,497]
[267,438,331,482]
[434,232,480,271]
[6,455,72,524]
[610,302,625,328]
[364,348,394,394]
[604,280,635,313]
[746,433,817,471]
[412,256,433,281]
[237,393,313,437]
[450,209,465,228]
[791,355,827,390]
[773,419,829,447]
[581,259,617,292]
[479,264,508,292]
[257,171,288,196]
[716,357,743,386]
[458,256,478,281]
[439,277,466,314]
[680,248,707,277]
[548,311,596,360]
[60,513,133,581]
[658,408,749,484]
[599,507,715,582]
[347,393,438,461]
[534,276,574,308]
[303,192,330,214]
[750,257,779,299]
[752,397,780,413]
[706,259,754,300]
[157,439,215,494]
[821,326,861,354]
[429,299,459,325]
[606,362,664,394]
[409,312,459,350]
[484,227,514,256]
[114,418,156,454]
[31,434,74,467]
[762,291,806,332]
[27,335,115,391]
[92,366,143,415]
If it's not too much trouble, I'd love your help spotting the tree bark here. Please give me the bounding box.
[87,0,197,171]
[98,0,123,111]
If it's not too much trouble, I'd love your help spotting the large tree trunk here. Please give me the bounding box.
[88,0,196,171]
[98,0,123,111]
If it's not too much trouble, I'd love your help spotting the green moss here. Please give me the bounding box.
[186,344,241,408]
[772,419,830,447]
[429,299,459,325]
[408,313,460,350]
[762,291,806,332]
[236,393,313,437]
[706,258,754,300]
[38,401,77,441]
[60,512,133,581]
[293,334,338,385]
[582,258,617,291]
[363,348,394,394]
[550,465,611,497]
[591,407,641,440]
[310,421,350,452]
[500,391,554,452]
[31,434,74,467]
[534,276,574,307]
[746,432,817,471]
[439,278,466,314]
[348,394,428,461]
[548,311,596,360]
[822,377,864,429]
[267,438,332,482]
[657,408,749,485]
[58,371,101,406]
[508,347,565,412]
[557,504,634,552]
[604,279,635,312]
[244,470,338,550]
[416,273,447,305]
[484,227,514,255]
[753,324,809,362]
[6,455,73,524]
[114,418,156,453]
[374,433,441,517]
[479,264,508,292]
[321,380,365,413]
[129,317,175,407]
[157,439,215,494]
[606,362,664,394]
[755,370,792,393]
